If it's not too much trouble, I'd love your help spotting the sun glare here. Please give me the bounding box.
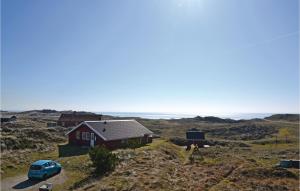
[176,0,204,8]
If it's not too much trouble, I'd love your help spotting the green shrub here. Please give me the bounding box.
[89,146,118,175]
[128,139,143,149]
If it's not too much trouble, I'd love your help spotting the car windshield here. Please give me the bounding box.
[30,165,42,170]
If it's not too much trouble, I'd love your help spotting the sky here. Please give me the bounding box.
[1,0,299,114]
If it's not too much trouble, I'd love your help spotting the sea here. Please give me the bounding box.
[3,110,274,120]
[98,112,274,120]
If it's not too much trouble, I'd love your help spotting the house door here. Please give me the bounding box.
[90,133,95,147]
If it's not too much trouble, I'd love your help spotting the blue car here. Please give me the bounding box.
[28,160,61,180]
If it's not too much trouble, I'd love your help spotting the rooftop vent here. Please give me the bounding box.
[103,128,106,132]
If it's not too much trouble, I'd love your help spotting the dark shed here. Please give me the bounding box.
[279,160,300,169]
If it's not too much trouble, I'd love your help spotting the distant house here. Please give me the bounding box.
[186,128,205,146]
[66,120,153,149]
[47,122,57,127]
[57,112,102,127]
[278,160,300,169]
[1,115,17,123]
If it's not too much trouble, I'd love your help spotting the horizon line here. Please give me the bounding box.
[1,109,299,115]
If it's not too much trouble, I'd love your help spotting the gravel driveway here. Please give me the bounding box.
[1,170,67,191]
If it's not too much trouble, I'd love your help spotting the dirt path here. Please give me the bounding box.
[1,170,67,191]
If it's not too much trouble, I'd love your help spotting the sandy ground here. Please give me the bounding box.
[1,170,67,191]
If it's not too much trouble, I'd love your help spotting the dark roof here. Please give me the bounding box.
[67,120,153,141]
[58,113,102,122]
[0,115,16,119]
[187,128,201,132]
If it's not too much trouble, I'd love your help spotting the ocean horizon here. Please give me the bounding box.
[97,112,275,120]
[1,110,276,120]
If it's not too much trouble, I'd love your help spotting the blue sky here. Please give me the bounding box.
[1,0,299,114]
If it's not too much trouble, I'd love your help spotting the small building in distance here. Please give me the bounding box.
[186,128,205,146]
[66,120,153,149]
[1,115,17,123]
[47,122,57,128]
[278,160,300,169]
[57,112,102,127]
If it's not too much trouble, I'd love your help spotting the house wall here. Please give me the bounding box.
[58,121,80,127]
[1,118,10,123]
[68,124,152,149]
[186,131,205,140]
[1,117,16,123]
[57,114,102,127]
[68,124,101,146]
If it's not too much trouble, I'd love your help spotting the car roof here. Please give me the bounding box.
[31,160,52,165]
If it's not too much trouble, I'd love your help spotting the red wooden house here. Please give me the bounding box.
[66,120,153,149]
[58,112,102,127]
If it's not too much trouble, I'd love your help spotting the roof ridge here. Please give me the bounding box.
[85,119,136,122]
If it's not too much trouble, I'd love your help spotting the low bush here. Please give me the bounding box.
[127,139,144,149]
[240,167,298,179]
[89,146,118,175]
[169,137,188,146]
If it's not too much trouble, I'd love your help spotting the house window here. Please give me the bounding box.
[86,132,90,140]
[82,132,91,141]
[76,131,80,140]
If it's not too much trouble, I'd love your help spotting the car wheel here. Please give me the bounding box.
[43,174,47,180]
[57,168,61,174]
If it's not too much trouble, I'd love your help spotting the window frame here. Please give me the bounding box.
[81,132,91,141]
[86,132,90,140]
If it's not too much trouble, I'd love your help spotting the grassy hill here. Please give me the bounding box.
[1,111,299,190]
[265,114,300,122]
